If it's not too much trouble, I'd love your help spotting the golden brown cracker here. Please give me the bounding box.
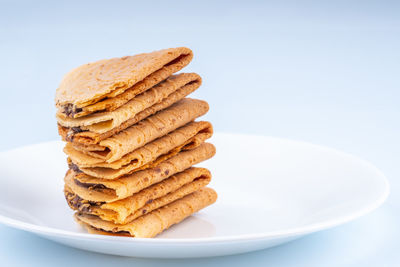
[75,188,217,238]
[57,73,201,134]
[65,167,211,224]
[69,98,209,163]
[65,121,213,179]
[65,143,216,202]
[55,47,192,116]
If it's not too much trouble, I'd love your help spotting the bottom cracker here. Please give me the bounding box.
[75,187,217,238]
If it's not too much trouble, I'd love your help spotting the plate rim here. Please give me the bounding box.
[0,134,390,244]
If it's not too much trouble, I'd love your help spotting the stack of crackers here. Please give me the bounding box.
[55,47,217,237]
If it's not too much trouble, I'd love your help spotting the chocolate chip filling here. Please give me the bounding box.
[69,162,82,173]
[66,126,88,142]
[65,192,95,213]
[74,179,108,191]
[63,103,83,117]
[71,127,84,133]
[90,225,131,236]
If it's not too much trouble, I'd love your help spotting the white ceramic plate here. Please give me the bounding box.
[0,133,389,258]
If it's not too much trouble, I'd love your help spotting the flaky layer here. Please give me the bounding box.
[57,73,201,134]
[64,143,216,202]
[65,167,211,224]
[55,47,193,117]
[70,98,209,163]
[65,121,213,179]
[58,75,201,145]
[75,188,217,238]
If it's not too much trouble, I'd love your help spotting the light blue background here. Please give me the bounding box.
[0,0,399,266]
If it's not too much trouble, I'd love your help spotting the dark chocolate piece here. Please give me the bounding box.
[69,162,83,173]
[65,192,103,213]
[93,226,130,235]
[63,103,83,117]
[74,179,108,190]
[71,127,84,133]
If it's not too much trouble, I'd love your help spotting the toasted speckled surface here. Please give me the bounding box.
[65,167,211,224]
[64,143,216,202]
[56,73,201,133]
[55,47,192,108]
[68,98,209,163]
[75,188,217,238]
[57,77,202,144]
[65,121,213,179]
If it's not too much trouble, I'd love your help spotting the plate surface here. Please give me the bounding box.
[0,133,389,258]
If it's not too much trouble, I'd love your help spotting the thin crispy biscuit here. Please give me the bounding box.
[57,73,201,134]
[64,143,216,202]
[57,80,202,144]
[66,121,212,168]
[75,53,193,117]
[75,188,217,238]
[69,98,209,163]
[65,121,213,179]
[55,47,192,116]
[65,167,211,224]
[71,131,210,179]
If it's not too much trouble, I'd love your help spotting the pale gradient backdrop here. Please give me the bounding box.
[0,0,399,266]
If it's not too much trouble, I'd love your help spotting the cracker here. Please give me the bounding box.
[75,188,217,238]
[65,121,212,179]
[65,167,211,224]
[70,98,209,163]
[57,73,201,134]
[65,143,216,202]
[55,47,193,117]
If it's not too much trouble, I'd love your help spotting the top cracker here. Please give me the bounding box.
[55,47,193,117]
